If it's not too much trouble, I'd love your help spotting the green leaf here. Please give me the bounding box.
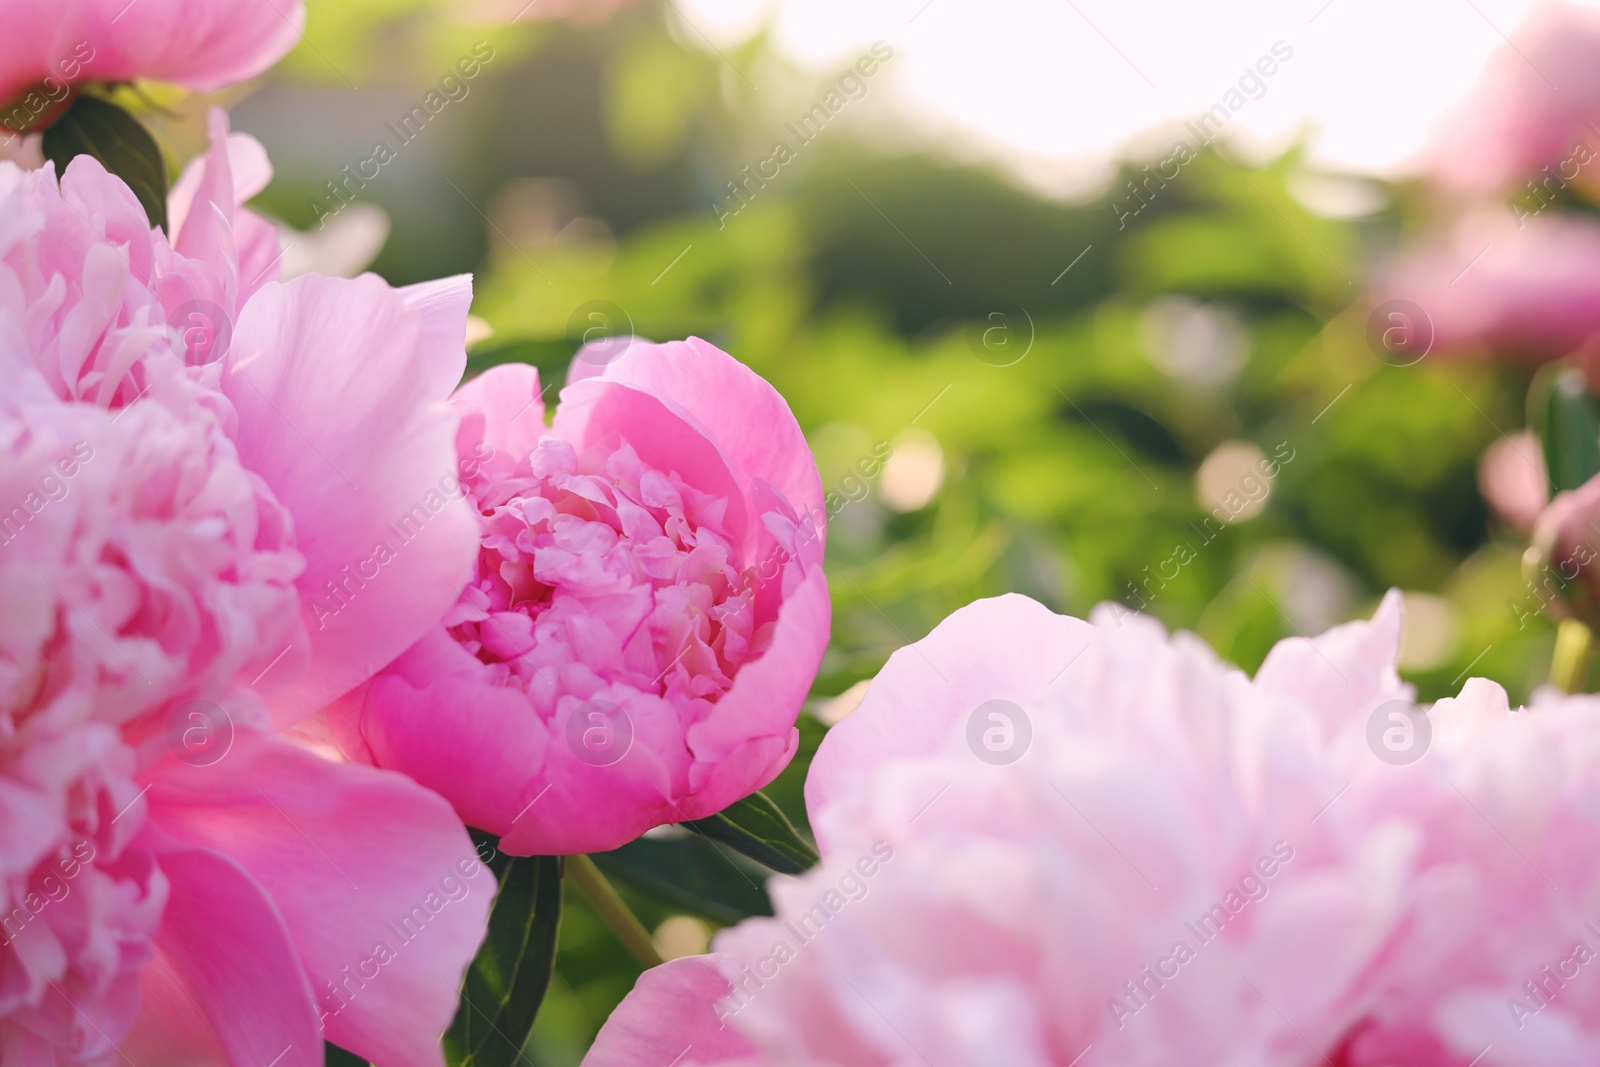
[683,791,819,875]
[443,837,563,1067]
[591,834,774,927]
[1532,366,1600,493]
[324,1042,369,1067]
[40,95,168,232]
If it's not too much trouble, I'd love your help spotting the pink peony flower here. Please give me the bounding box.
[0,0,304,114]
[1373,212,1600,363]
[0,111,487,1064]
[326,338,832,855]
[1530,471,1600,622]
[583,592,1600,1066]
[1422,2,1600,197]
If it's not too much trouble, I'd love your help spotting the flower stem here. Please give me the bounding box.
[567,854,665,969]
[1551,617,1593,693]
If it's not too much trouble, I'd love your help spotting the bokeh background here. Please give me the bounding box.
[151,0,1590,1059]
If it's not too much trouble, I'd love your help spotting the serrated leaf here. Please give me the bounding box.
[1532,366,1600,493]
[684,791,819,875]
[591,834,774,927]
[443,837,563,1067]
[41,95,168,232]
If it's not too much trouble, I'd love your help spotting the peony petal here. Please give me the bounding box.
[554,337,824,556]
[805,593,1093,851]
[582,956,760,1067]
[123,847,321,1067]
[146,731,491,1067]
[399,275,474,400]
[224,273,480,725]
[452,361,547,465]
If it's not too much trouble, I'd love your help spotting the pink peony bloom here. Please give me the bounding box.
[0,111,486,1064]
[1373,212,1600,363]
[584,592,1600,1066]
[1530,471,1600,622]
[326,339,831,855]
[1422,2,1600,196]
[0,0,304,113]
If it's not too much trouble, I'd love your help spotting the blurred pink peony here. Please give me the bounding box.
[326,339,831,855]
[1530,471,1600,621]
[1422,2,1600,196]
[1373,212,1600,363]
[0,0,304,112]
[584,592,1600,1066]
[0,112,486,1064]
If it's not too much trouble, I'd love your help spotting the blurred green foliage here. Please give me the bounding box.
[224,2,1559,1060]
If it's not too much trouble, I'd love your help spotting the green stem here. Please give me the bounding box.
[566,854,665,969]
[1551,617,1593,694]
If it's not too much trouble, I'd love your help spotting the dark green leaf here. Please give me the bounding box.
[591,834,773,927]
[443,837,563,1067]
[324,1042,369,1067]
[41,95,168,232]
[684,791,819,875]
[1532,366,1600,493]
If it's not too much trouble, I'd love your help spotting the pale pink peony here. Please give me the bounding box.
[0,0,304,113]
[326,339,831,855]
[0,111,487,1065]
[584,592,1600,1066]
[1422,2,1600,197]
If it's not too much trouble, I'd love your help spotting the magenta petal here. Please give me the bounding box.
[125,847,321,1067]
[554,337,824,552]
[679,564,830,819]
[147,732,490,1067]
[804,593,1094,852]
[582,956,759,1067]
[224,273,480,725]
[0,0,307,103]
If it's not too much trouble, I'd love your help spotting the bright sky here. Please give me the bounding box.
[675,0,1599,185]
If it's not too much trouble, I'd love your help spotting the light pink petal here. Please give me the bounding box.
[224,273,480,725]
[1254,588,1407,739]
[123,847,320,1067]
[452,362,547,464]
[0,0,306,104]
[399,275,473,399]
[805,593,1094,851]
[146,731,490,1067]
[582,956,760,1067]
